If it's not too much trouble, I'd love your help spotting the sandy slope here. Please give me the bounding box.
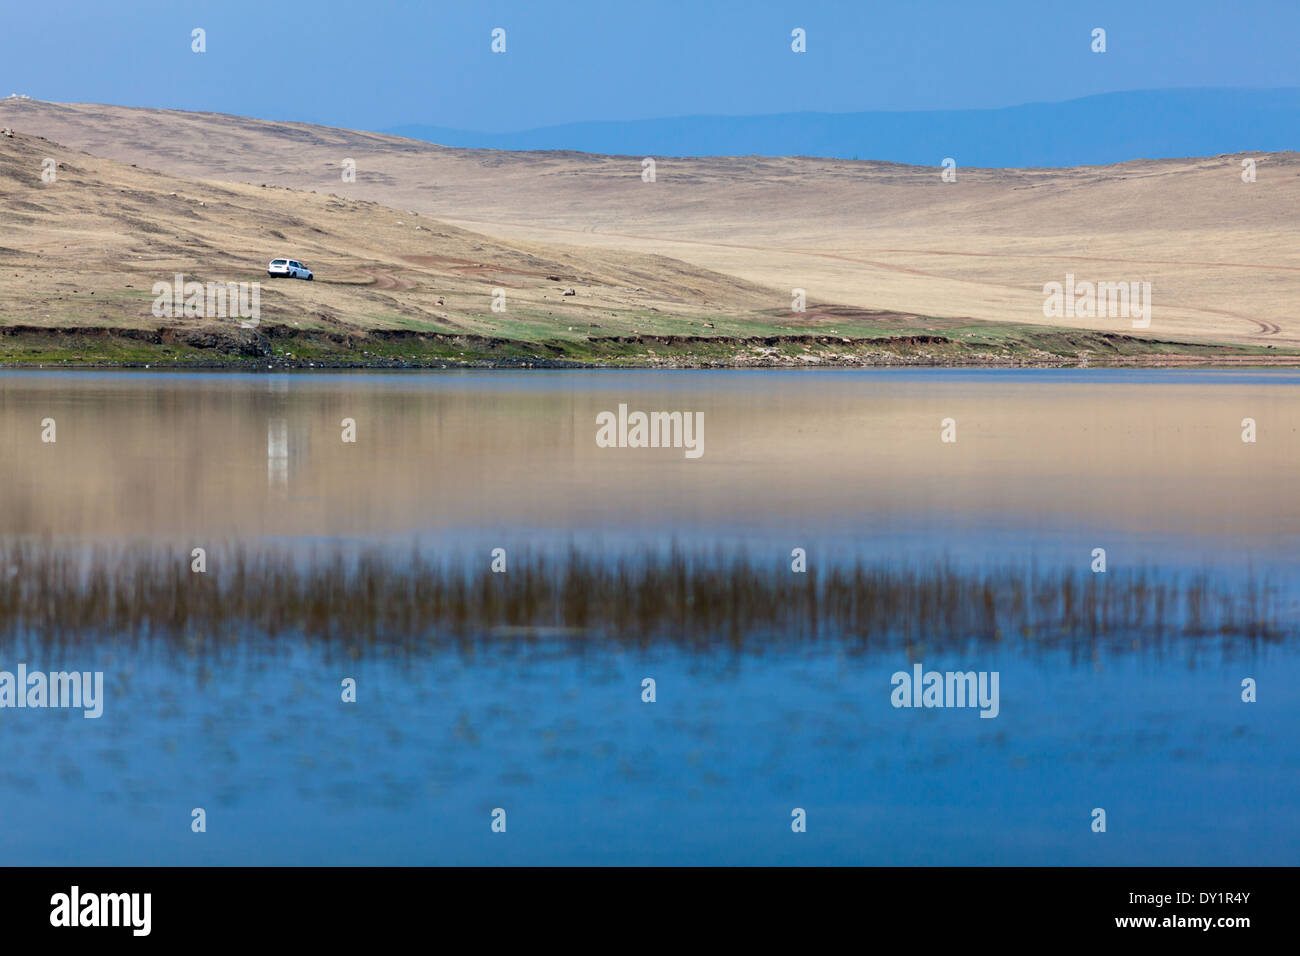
[0,116,789,341]
[1,98,1297,345]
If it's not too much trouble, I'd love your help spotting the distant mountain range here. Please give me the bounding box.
[383,88,1299,166]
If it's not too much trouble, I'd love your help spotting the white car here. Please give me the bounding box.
[268,258,313,280]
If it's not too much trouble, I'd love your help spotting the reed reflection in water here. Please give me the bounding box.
[0,542,1290,653]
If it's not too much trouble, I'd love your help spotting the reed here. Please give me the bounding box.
[0,541,1287,653]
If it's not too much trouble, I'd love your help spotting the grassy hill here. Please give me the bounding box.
[0,100,1296,368]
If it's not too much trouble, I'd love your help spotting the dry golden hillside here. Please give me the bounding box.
[2,98,1297,347]
[0,121,793,347]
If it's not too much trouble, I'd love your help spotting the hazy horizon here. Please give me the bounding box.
[7,87,1296,167]
[4,1,1298,138]
[380,87,1300,166]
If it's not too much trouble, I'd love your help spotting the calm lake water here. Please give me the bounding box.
[1,368,1297,864]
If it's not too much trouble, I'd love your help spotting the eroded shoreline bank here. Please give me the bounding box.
[3,324,1296,369]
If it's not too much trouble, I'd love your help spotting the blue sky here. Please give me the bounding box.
[2,0,1298,132]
